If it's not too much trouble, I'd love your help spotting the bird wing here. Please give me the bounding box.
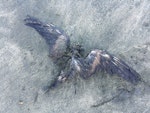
[82,49,141,84]
[24,15,70,60]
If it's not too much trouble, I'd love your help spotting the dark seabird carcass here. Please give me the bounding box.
[24,16,141,91]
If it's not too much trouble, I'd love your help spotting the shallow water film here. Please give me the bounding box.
[0,0,150,113]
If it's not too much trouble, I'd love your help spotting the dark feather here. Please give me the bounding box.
[24,15,70,60]
[71,49,141,84]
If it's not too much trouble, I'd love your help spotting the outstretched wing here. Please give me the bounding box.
[82,49,141,84]
[24,15,70,60]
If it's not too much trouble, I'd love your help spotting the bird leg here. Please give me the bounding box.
[43,70,68,94]
[44,65,74,94]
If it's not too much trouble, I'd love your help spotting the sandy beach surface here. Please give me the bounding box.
[0,0,150,113]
